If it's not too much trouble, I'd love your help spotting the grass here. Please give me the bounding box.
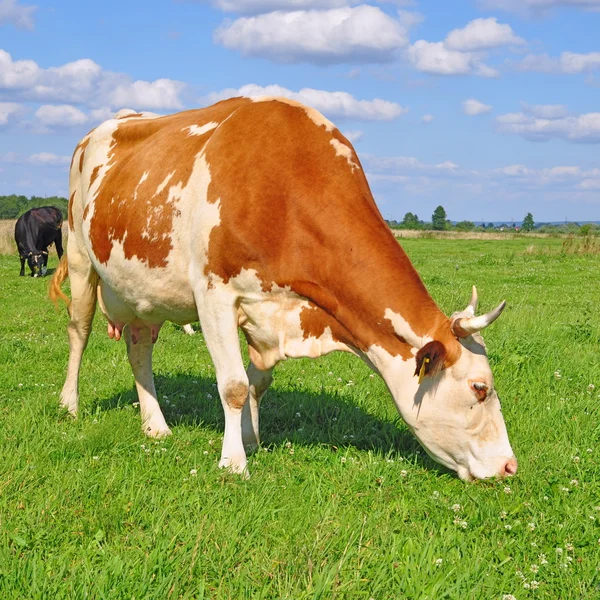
[1,236,599,599]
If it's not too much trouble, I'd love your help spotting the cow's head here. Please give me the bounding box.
[388,288,516,481]
[27,251,47,277]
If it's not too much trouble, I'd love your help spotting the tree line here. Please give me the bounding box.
[0,195,69,220]
[386,206,598,234]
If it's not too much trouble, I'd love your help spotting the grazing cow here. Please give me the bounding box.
[15,206,64,277]
[50,98,517,481]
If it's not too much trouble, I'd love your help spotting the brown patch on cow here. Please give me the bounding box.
[78,138,90,173]
[223,380,249,411]
[86,98,252,267]
[88,165,102,191]
[82,203,90,221]
[202,99,461,363]
[68,191,75,230]
[119,112,144,119]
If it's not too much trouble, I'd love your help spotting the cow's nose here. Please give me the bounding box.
[503,456,518,477]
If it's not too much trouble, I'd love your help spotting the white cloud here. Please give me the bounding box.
[0,0,36,30]
[205,84,408,120]
[214,6,411,64]
[109,79,185,110]
[463,98,492,115]
[445,18,523,51]
[28,152,70,166]
[407,40,499,77]
[35,104,89,127]
[421,114,435,123]
[0,50,187,110]
[521,102,568,119]
[0,101,24,124]
[516,51,600,74]
[497,109,600,142]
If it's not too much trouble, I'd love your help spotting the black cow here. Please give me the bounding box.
[14,206,64,277]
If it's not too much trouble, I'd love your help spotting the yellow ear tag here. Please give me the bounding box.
[418,357,430,384]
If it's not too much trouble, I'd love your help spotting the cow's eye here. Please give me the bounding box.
[469,380,488,402]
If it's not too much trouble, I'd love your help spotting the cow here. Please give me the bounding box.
[50,97,517,481]
[15,206,64,277]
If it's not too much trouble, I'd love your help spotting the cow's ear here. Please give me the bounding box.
[414,340,447,381]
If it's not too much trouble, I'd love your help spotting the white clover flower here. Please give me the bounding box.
[523,582,531,589]
[452,504,461,512]
[203,451,208,455]
[502,595,517,600]
[570,479,579,486]
[460,521,468,529]
[432,491,440,499]
[531,581,539,590]
[92,456,99,460]
[556,547,563,555]
[530,564,539,573]
[588,384,595,391]
[528,522,536,531]
[295,412,301,418]
[504,486,512,494]
[340,457,347,463]
[554,370,562,379]
[190,469,197,476]
[572,456,580,463]
[500,511,507,519]
[435,558,443,566]
[400,470,408,477]
[565,543,574,551]
[538,554,548,565]
[505,524,512,530]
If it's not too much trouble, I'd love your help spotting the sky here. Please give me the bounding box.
[1,0,599,223]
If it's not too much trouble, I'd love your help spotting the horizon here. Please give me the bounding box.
[1,0,599,221]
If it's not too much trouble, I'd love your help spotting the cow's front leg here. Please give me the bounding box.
[124,326,171,438]
[19,256,25,276]
[242,362,273,454]
[197,294,249,476]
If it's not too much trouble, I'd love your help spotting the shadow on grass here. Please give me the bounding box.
[96,374,442,473]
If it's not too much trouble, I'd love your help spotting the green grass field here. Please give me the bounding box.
[1,237,599,599]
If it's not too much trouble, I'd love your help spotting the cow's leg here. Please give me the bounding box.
[124,326,171,438]
[242,362,273,453]
[54,230,64,259]
[197,295,250,475]
[60,255,98,415]
[19,256,25,276]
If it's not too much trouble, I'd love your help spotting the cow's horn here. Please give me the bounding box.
[464,285,478,317]
[452,300,506,338]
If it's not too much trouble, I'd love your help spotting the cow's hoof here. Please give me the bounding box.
[59,396,78,417]
[143,421,172,439]
[218,457,250,479]
[243,441,260,455]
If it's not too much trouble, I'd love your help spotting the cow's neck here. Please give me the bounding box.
[294,222,459,366]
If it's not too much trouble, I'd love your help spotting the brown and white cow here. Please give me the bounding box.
[50,97,517,481]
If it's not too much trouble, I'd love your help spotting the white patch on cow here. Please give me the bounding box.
[330,138,358,170]
[249,96,335,132]
[383,308,431,349]
[184,122,218,137]
[202,267,351,370]
[155,171,175,196]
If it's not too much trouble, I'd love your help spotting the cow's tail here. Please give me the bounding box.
[49,254,71,310]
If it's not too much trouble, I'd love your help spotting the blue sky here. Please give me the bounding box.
[1,0,599,222]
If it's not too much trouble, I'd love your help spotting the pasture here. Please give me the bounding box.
[0,236,599,599]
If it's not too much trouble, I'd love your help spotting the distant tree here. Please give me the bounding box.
[522,212,534,232]
[455,220,475,232]
[488,223,495,230]
[431,205,447,231]
[401,212,422,230]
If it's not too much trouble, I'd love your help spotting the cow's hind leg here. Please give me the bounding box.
[197,294,250,475]
[124,326,171,438]
[60,254,98,415]
[242,363,273,453]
